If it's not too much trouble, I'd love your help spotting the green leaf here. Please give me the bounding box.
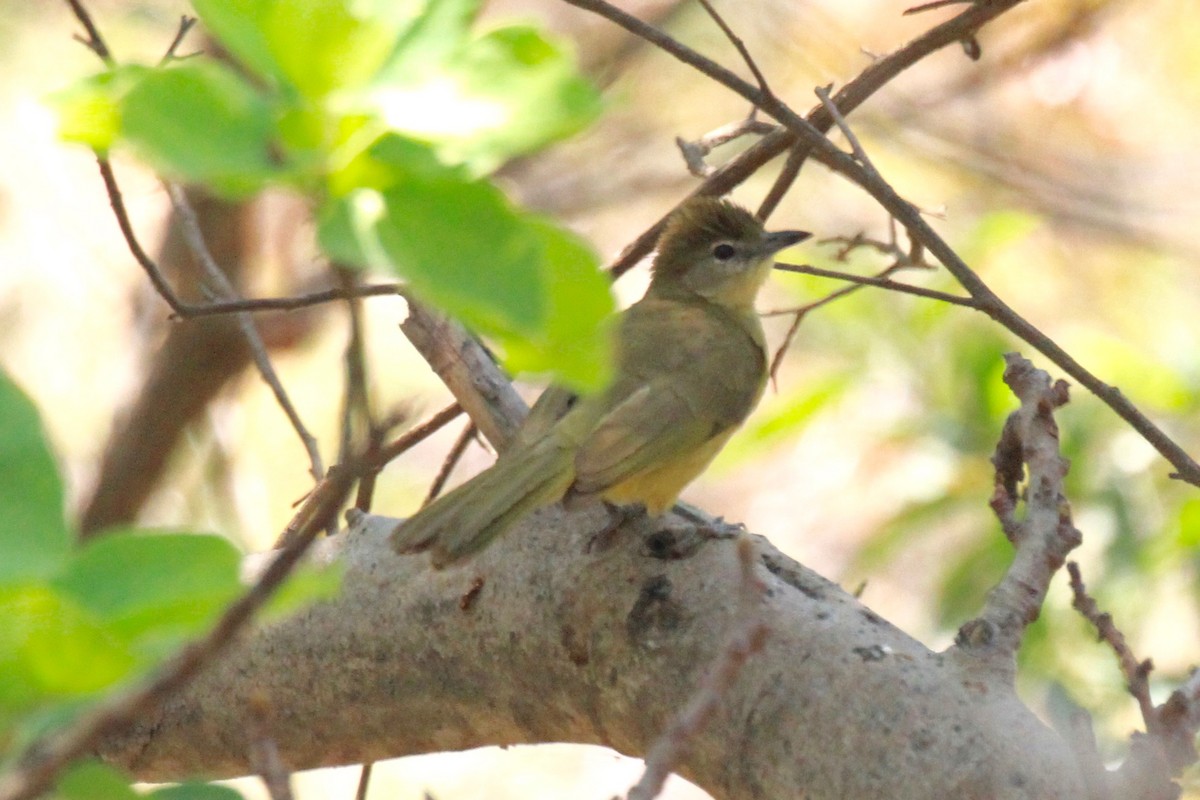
[148,783,245,800]
[375,23,601,173]
[119,61,279,194]
[0,584,136,705]
[54,531,242,655]
[378,0,480,81]
[51,69,136,152]
[56,761,140,800]
[0,372,69,585]
[193,0,428,99]
[504,218,614,391]
[323,180,544,331]
[319,167,614,389]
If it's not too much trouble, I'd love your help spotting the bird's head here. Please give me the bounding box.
[650,197,810,308]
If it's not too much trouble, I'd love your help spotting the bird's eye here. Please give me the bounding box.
[712,243,736,261]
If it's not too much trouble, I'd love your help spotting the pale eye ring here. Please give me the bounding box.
[712,243,736,261]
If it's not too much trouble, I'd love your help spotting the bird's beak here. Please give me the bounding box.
[759,229,812,257]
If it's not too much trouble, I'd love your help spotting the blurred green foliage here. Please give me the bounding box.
[54,0,613,392]
[0,367,340,795]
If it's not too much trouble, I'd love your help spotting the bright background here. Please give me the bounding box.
[3,0,1199,796]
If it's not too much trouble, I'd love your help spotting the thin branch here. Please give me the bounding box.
[953,354,1080,667]
[158,15,197,65]
[628,535,770,800]
[0,463,359,800]
[166,184,325,481]
[337,268,373,466]
[376,403,464,466]
[351,405,411,512]
[758,141,807,221]
[561,0,1200,487]
[598,0,1027,277]
[423,421,478,506]
[675,118,777,178]
[96,160,197,316]
[766,260,915,383]
[247,696,295,800]
[694,0,772,97]
[171,284,402,317]
[1067,563,1156,730]
[399,297,528,451]
[353,763,373,800]
[814,84,872,167]
[905,0,973,16]
[64,0,112,64]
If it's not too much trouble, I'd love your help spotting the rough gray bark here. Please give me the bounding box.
[97,510,1085,799]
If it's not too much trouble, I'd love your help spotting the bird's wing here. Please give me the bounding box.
[569,378,717,496]
[565,296,766,500]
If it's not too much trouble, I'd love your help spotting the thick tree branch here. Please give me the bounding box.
[94,512,1086,800]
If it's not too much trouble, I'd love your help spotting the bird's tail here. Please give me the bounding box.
[390,436,576,567]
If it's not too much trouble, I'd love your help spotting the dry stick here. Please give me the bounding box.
[600,0,1020,279]
[957,354,1080,664]
[166,184,325,481]
[766,260,913,383]
[1066,563,1157,731]
[627,536,770,800]
[247,697,296,800]
[770,262,971,307]
[158,14,197,65]
[424,421,478,506]
[353,763,373,800]
[695,0,771,94]
[0,464,358,800]
[376,402,464,465]
[560,0,1200,489]
[762,85,919,380]
[399,297,528,451]
[64,0,112,62]
[676,118,777,178]
[96,160,197,316]
[105,160,402,320]
[337,268,373,466]
[173,284,403,318]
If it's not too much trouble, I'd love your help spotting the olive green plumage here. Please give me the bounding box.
[391,197,809,567]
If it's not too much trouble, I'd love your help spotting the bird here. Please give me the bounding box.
[391,197,810,567]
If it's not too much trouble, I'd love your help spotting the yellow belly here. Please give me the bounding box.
[599,430,735,515]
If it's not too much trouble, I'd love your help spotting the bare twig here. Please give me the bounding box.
[675,118,777,178]
[599,0,1023,279]
[0,463,359,800]
[424,421,478,506]
[904,0,972,16]
[247,696,296,800]
[159,15,197,65]
[96,160,198,316]
[758,141,807,220]
[814,84,872,167]
[337,268,373,465]
[1069,563,1200,795]
[354,763,373,800]
[766,259,915,383]
[952,354,1080,668]
[64,0,112,64]
[166,184,325,481]
[171,283,403,318]
[1067,563,1156,729]
[561,0,1200,487]
[399,297,528,451]
[628,535,770,800]
[376,403,464,466]
[695,0,772,97]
